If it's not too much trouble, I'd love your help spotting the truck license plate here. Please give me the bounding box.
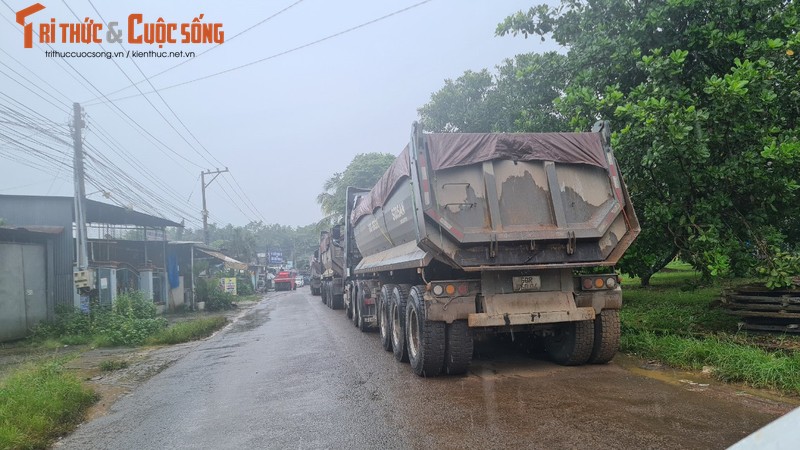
[512,275,541,292]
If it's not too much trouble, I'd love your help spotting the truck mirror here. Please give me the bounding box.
[314,250,319,258]
[332,225,342,240]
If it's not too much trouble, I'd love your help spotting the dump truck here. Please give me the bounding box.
[319,228,346,309]
[309,253,323,296]
[336,121,639,377]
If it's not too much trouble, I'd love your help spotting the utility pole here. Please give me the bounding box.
[200,167,228,244]
[72,102,88,270]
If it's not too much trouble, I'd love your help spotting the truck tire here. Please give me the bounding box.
[379,284,396,352]
[352,285,360,327]
[321,282,328,305]
[589,310,620,364]
[391,284,410,363]
[406,285,445,377]
[332,294,344,310]
[345,284,354,319]
[357,284,370,332]
[444,320,473,375]
[545,320,595,366]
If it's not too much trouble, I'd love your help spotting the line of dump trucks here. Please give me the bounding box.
[311,121,640,377]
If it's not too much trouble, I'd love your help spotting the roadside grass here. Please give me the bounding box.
[0,361,97,450]
[145,316,228,345]
[234,294,262,303]
[621,262,800,394]
[98,359,129,372]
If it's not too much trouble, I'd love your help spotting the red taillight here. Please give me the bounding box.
[457,283,469,296]
[582,278,593,290]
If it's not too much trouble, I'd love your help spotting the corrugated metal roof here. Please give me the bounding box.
[195,247,248,270]
[0,195,182,227]
[0,225,64,234]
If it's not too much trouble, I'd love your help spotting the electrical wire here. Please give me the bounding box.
[87,0,307,103]
[86,0,435,104]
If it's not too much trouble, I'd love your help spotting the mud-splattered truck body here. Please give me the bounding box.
[339,121,639,376]
[309,253,323,296]
[318,228,346,309]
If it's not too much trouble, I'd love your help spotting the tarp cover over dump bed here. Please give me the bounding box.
[351,132,608,224]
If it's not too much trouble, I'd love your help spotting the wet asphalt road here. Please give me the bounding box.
[58,289,792,449]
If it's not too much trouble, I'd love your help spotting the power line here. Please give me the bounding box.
[59,0,206,172]
[87,0,435,104]
[87,0,307,103]
[0,2,206,174]
[83,0,270,223]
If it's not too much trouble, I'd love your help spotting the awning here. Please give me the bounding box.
[195,248,248,271]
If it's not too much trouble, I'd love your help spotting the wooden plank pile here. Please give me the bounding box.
[721,286,800,333]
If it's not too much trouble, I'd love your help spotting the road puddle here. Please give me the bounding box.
[616,353,800,410]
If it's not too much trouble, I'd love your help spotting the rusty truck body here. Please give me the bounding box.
[309,253,323,296]
[319,228,346,309]
[336,121,639,376]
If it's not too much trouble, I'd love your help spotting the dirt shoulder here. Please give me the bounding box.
[73,301,259,421]
[0,300,261,424]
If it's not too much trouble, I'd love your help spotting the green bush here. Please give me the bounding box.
[196,278,234,311]
[30,292,167,347]
[113,291,157,319]
[236,274,254,295]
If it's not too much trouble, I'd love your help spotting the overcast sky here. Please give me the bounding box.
[0,0,561,228]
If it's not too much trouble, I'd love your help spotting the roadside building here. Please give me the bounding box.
[0,194,181,341]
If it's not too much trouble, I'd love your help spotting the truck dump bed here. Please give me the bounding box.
[319,230,345,278]
[349,122,639,274]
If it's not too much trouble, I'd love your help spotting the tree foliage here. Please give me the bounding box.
[418,52,570,132]
[417,0,800,286]
[493,0,800,286]
[175,220,324,269]
[316,152,396,225]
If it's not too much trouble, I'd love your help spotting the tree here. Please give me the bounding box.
[498,0,800,286]
[317,152,396,225]
[418,69,499,132]
[418,53,570,133]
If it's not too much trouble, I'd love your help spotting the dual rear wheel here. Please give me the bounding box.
[545,309,620,365]
[389,285,473,377]
[374,283,619,374]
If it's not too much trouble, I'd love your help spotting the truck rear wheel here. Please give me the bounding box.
[351,285,360,327]
[406,285,445,377]
[444,320,473,375]
[589,310,620,364]
[357,284,370,332]
[345,284,353,319]
[545,320,594,366]
[321,282,328,305]
[391,285,410,363]
[379,284,396,352]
